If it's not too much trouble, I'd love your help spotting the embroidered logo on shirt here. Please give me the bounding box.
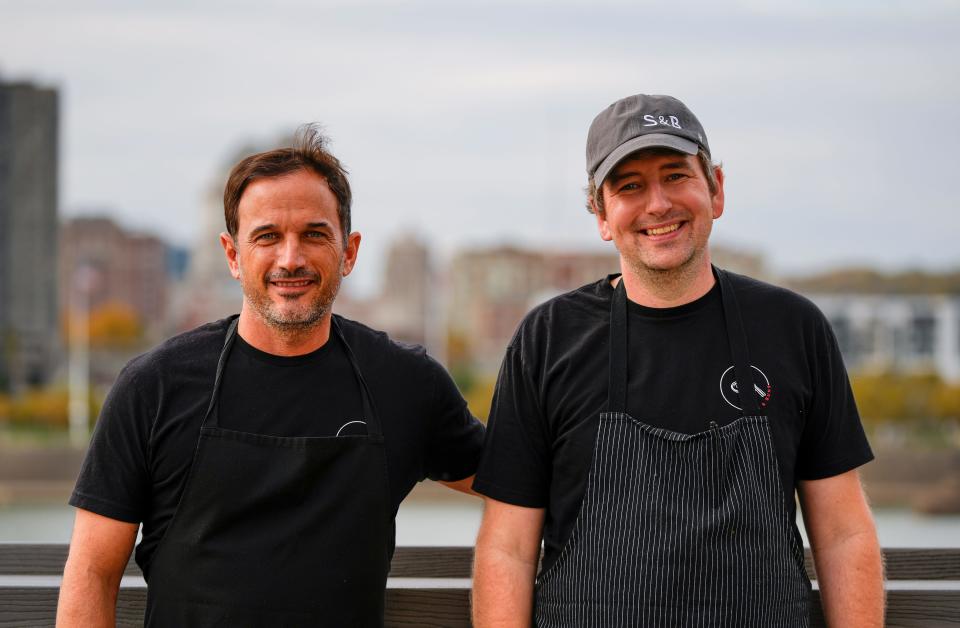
[719,365,773,410]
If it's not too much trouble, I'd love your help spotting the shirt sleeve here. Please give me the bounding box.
[795,312,874,480]
[472,343,552,507]
[422,355,486,482]
[69,357,153,524]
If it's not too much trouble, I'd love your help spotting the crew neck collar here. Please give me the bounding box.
[234,331,337,366]
[601,273,721,320]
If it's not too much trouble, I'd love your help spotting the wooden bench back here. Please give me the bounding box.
[2,545,958,626]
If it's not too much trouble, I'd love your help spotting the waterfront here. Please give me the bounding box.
[1,489,958,548]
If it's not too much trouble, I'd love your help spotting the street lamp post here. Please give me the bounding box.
[68,265,96,447]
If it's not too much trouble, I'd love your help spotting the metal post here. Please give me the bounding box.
[67,266,94,447]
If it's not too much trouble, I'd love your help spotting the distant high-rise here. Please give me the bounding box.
[335,234,433,349]
[0,80,59,392]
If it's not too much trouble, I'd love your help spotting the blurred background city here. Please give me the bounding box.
[1,1,959,547]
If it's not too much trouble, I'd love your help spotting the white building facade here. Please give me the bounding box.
[808,293,960,383]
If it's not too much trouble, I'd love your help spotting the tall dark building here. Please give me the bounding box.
[0,80,59,392]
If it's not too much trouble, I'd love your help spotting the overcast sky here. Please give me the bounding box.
[2,0,958,293]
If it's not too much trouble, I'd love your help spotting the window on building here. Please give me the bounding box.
[911,315,936,356]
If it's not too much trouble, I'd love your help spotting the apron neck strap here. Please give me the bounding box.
[716,268,763,416]
[605,267,763,417]
[331,316,382,436]
[201,317,240,428]
[607,278,629,413]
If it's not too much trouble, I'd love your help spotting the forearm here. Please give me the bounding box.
[811,524,885,626]
[473,541,538,627]
[56,509,137,628]
[799,471,884,626]
[56,559,122,627]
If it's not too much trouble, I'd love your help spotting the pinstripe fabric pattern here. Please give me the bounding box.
[534,414,810,627]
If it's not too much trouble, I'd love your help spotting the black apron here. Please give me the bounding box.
[144,317,391,627]
[534,269,811,627]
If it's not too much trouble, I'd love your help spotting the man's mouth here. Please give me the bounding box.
[271,279,313,288]
[642,222,682,236]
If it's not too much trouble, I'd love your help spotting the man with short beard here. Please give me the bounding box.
[472,94,884,626]
[57,127,484,627]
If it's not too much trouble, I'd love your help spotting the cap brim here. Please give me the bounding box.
[593,134,700,188]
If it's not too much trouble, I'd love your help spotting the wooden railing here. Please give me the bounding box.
[1,545,958,626]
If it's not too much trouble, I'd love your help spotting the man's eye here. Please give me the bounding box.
[305,231,327,238]
[619,182,640,192]
[256,233,279,241]
[665,173,688,182]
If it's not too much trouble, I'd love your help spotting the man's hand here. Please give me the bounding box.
[57,508,138,628]
[798,469,884,627]
[472,497,545,628]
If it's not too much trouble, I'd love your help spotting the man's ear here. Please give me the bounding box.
[593,199,613,242]
[711,166,725,220]
[220,232,241,279]
[341,231,362,277]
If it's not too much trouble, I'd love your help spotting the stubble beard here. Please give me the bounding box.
[239,259,343,336]
[621,233,709,296]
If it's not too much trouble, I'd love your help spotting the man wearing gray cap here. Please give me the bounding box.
[471,94,883,626]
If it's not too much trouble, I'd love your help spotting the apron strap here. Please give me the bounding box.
[201,317,239,429]
[331,316,383,438]
[716,268,763,416]
[607,278,629,414]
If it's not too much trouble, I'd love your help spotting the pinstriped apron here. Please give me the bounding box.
[534,269,811,627]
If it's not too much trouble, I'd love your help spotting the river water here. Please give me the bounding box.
[0,494,957,547]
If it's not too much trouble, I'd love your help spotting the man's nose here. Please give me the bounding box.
[277,237,305,270]
[646,182,673,215]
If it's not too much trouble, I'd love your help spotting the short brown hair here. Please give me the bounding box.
[586,147,718,215]
[223,124,352,241]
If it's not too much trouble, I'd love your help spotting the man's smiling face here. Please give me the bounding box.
[595,149,724,277]
[223,168,358,332]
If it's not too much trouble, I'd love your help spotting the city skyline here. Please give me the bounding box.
[1,1,959,297]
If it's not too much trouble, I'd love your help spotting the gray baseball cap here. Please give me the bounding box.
[586,94,710,188]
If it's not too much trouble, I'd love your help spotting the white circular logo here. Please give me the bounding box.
[719,365,772,410]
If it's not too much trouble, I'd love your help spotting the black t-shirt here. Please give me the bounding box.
[71,315,485,574]
[219,332,365,437]
[473,271,873,572]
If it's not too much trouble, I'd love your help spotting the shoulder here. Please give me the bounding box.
[334,315,434,373]
[496,277,612,382]
[720,270,840,379]
[511,276,611,348]
[117,317,233,387]
[334,315,466,417]
[722,270,828,327]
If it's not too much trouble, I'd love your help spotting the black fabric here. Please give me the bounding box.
[473,270,873,573]
[71,315,484,575]
[145,318,391,627]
